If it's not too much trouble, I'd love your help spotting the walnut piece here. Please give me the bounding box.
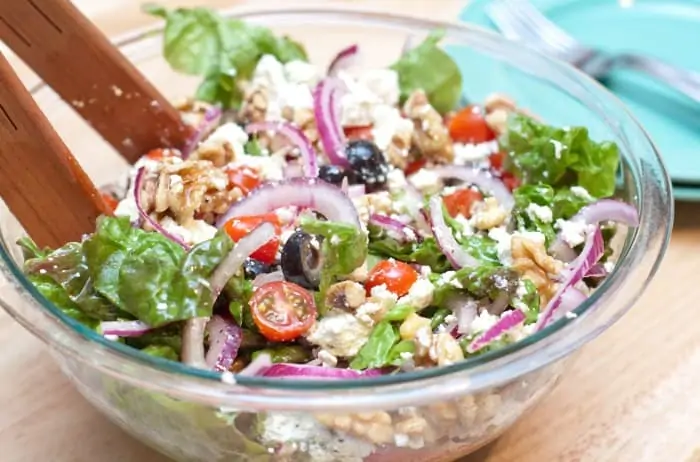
[471,197,508,230]
[483,92,540,136]
[511,235,564,303]
[384,127,414,170]
[403,90,454,163]
[239,86,269,124]
[316,412,394,445]
[324,281,367,311]
[429,332,465,366]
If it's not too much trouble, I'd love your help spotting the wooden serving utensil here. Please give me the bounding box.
[0,51,109,249]
[0,0,192,164]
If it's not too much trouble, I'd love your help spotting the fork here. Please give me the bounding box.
[488,0,700,105]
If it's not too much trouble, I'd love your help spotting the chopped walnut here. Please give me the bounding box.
[384,126,414,170]
[283,106,320,149]
[471,197,508,230]
[316,412,394,445]
[403,90,454,163]
[511,235,564,303]
[483,92,540,136]
[324,281,366,311]
[239,86,269,124]
[142,158,240,226]
[189,142,236,168]
[428,332,465,366]
[353,191,393,223]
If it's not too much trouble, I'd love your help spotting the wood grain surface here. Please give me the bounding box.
[1,1,698,461]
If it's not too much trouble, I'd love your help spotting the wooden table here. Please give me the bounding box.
[2,1,700,461]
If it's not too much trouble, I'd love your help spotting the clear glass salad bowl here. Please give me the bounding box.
[0,8,671,462]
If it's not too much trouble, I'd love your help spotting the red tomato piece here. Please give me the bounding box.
[404,158,428,177]
[145,148,175,161]
[448,105,496,144]
[223,214,281,264]
[501,172,520,191]
[343,125,374,141]
[226,166,261,195]
[365,260,419,297]
[488,151,505,172]
[443,188,484,218]
[250,281,317,342]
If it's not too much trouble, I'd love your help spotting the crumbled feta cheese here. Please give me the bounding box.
[409,168,442,195]
[470,311,500,334]
[555,219,589,247]
[453,140,499,165]
[275,207,297,225]
[515,280,528,298]
[233,151,286,181]
[114,196,140,222]
[261,413,374,462]
[284,60,320,86]
[278,83,314,110]
[488,226,513,266]
[398,279,434,310]
[317,349,338,368]
[526,203,553,223]
[358,69,400,105]
[306,311,373,357]
[454,213,474,236]
[160,217,217,245]
[513,230,546,245]
[603,261,615,273]
[370,105,413,150]
[551,139,564,159]
[199,122,249,158]
[330,235,341,246]
[370,284,399,307]
[338,69,400,126]
[387,168,407,191]
[571,186,593,200]
[252,54,287,92]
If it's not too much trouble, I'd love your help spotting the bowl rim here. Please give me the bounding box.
[0,7,672,398]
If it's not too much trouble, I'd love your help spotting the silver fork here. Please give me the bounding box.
[488,0,700,105]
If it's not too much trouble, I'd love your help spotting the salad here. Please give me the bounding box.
[19,5,640,460]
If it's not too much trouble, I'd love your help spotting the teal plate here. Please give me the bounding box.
[461,0,700,190]
[673,184,700,201]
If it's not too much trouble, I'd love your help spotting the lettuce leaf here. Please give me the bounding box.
[502,114,620,198]
[431,266,520,307]
[143,4,307,108]
[350,321,399,370]
[391,29,462,114]
[368,233,451,272]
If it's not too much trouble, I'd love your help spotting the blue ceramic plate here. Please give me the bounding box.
[461,0,700,192]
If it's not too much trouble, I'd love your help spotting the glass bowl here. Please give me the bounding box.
[0,7,671,462]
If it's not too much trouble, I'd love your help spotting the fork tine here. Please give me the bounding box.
[488,0,565,57]
[508,0,581,53]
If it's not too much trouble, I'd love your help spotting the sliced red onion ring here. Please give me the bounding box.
[209,222,276,298]
[328,44,359,76]
[467,309,526,353]
[346,184,366,198]
[182,105,222,158]
[216,178,361,229]
[368,213,421,244]
[558,287,587,315]
[404,181,431,236]
[181,317,209,368]
[427,166,514,210]
[284,163,304,178]
[246,121,318,177]
[550,199,639,261]
[134,167,189,249]
[261,363,383,379]
[585,263,608,279]
[237,353,273,377]
[448,297,477,335]
[314,78,349,167]
[537,226,604,331]
[428,196,478,269]
[100,320,151,337]
[205,315,243,372]
[252,270,285,288]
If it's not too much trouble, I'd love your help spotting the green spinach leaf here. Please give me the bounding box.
[350,321,399,370]
[368,233,451,273]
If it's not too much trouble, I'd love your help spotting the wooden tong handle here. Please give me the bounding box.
[0,52,109,249]
[0,0,191,164]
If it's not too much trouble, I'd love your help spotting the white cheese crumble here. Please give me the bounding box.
[160,217,217,245]
[261,413,374,462]
[358,69,400,106]
[371,105,412,150]
[252,55,318,119]
[386,168,407,191]
[555,219,589,247]
[453,140,499,165]
[317,349,338,368]
[571,185,594,201]
[526,203,553,223]
[337,69,400,126]
[470,311,500,334]
[604,261,615,273]
[487,226,513,266]
[513,230,546,245]
[397,278,434,310]
[551,139,564,159]
[232,151,286,181]
[306,311,373,357]
[199,122,249,158]
[284,60,320,86]
[409,168,442,195]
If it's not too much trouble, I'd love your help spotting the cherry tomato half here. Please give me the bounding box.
[443,187,484,218]
[501,172,520,191]
[343,125,374,141]
[366,260,418,297]
[250,281,317,342]
[224,214,281,264]
[488,151,505,172]
[145,148,176,161]
[226,166,261,195]
[448,105,495,144]
[101,193,119,215]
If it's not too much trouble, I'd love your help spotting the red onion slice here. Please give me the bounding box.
[216,178,361,229]
[467,309,526,353]
[448,297,477,335]
[246,121,318,177]
[181,316,209,368]
[428,196,478,269]
[368,213,421,244]
[209,222,276,298]
[550,199,639,261]
[134,167,189,249]
[314,78,349,167]
[100,320,151,337]
[328,44,359,76]
[585,263,608,278]
[537,226,604,331]
[262,363,383,379]
[182,105,222,158]
[205,315,243,372]
[346,184,366,198]
[427,166,514,210]
[253,270,285,288]
[237,353,273,377]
